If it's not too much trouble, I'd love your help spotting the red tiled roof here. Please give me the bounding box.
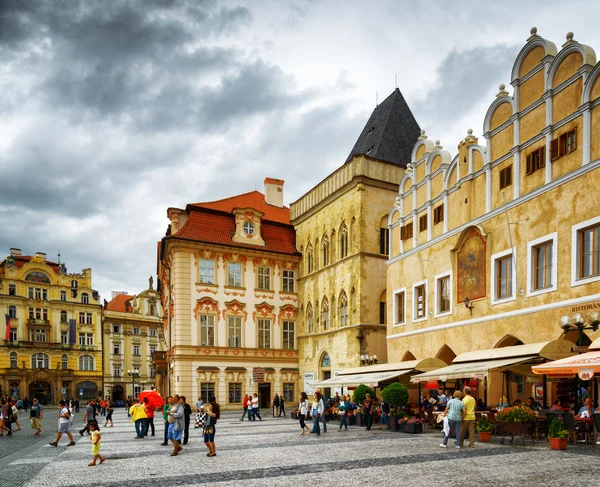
[105,294,134,312]
[0,256,60,273]
[188,191,290,224]
[171,210,298,255]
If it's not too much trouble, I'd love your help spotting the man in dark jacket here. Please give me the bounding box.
[181,396,192,445]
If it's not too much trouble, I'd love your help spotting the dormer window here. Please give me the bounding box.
[243,221,255,235]
[232,208,265,247]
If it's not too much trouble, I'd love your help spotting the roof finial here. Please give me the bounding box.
[562,31,576,47]
[530,27,537,36]
[467,128,473,136]
[434,140,442,149]
[496,84,508,97]
[418,129,427,140]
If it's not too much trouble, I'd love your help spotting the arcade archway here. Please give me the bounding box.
[29,381,53,405]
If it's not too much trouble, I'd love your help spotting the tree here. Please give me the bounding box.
[381,382,409,408]
[353,384,375,404]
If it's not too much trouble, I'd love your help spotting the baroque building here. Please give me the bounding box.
[158,179,301,409]
[102,281,164,402]
[0,249,102,404]
[290,88,420,396]
[386,29,600,406]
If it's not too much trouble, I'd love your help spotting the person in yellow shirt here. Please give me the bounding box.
[460,386,476,448]
[129,398,148,439]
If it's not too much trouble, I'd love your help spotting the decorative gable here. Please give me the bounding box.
[232,208,266,247]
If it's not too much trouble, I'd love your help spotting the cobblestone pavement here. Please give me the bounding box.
[2,409,599,487]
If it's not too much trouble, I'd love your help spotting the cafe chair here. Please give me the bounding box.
[592,413,600,447]
[545,412,558,425]
[561,413,579,444]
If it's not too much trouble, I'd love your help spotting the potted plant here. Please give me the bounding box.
[476,416,493,442]
[495,406,537,445]
[397,415,423,434]
[548,419,569,450]
[381,383,409,432]
[353,384,375,427]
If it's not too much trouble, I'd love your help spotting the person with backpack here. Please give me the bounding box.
[272,394,280,417]
[49,399,76,447]
[29,398,43,436]
[203,396,220,457]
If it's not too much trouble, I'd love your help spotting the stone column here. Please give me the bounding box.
[218,367,227,404]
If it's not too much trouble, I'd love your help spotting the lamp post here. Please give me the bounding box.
[360,354,378,366]
[127,368,140,398]
[559,311,600,413]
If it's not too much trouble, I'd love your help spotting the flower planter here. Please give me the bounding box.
[498,421,535,446]
[388,415,397,431]
[478,431,492,442]
[549,438,568,450]
[355,413,363,427]
[399,423,423,434]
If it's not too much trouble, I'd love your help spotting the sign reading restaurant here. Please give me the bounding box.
[570,302,600,313]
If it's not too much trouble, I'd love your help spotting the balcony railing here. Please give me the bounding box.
[27,318,50,326]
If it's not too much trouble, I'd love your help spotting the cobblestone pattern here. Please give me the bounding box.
[3,409,600,487]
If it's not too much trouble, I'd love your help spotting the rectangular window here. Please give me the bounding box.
[86,334,93,346]
[113,343,121,355]
[199,314,215,346]
[149,328,157,337]
[516,376,524,396]
[61,331,68,344]
[433,205,444,225]
[228,317,242,348]
[28,287,34,299]
[437,276,450,314]
[400,222,414,241]
[60,290,67,301]
[35,288,41,300]
[133,327,140,335]
[228,382,242,403]
[199,259,215,284]
[282,270,295,293]
[551,129,577,160]
[257,318,271,349]
[134,385,142,397]
[227,262,242,287]
[525,146,545,175]
[150,345,156,355]
[495,255,513,300]
[419,214,428,233]
[33,329,46,342]
[499,165,512,190]
[8,307,16,318]
[133,345,140,356]
[257,266,271,290]
[340,301,348,327]
[283,383,295,403]
[394,290,405,325]
[200,382,215,403]
[533,241,553,290]
[578,223,600,279]
[114,366,121,377]
[79,312,85,324]
[150,367,156,378]
[414,284,426,319]
[86,313,93,325]
[380,228,390,255]
[113,325,120,334]
[9,328,17,341]
[282,321,295,350]
[8,284,15,296]
[379,301,386,325]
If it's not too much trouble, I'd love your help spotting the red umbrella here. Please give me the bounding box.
[138,390,164,409]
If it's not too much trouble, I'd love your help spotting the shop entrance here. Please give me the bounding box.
[76,381,98,401]
[259,383,271,409]
[112,385,124,401]
[29,381,53,405]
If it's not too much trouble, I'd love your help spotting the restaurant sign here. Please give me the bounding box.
[578,368,595,380]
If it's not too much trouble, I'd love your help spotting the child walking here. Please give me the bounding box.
[88,423,105,466]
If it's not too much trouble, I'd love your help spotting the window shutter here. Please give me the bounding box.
[506,166,512,186]
[500,169,505,189]
[408,223,414,239]
[400,226,406,241]
[539,147,546,168]
[571,128,577,151]
[526,154,532,175]
[550,139,559,160]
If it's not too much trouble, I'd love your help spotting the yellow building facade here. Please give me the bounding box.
[102,282,164,402]
[291,88,421,396]
[0,249,102,404]
[386,29,600,405]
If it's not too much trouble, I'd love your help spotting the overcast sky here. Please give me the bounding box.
[1,0,600,300]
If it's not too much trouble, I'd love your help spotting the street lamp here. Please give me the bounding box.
[360,354,378,366]
[127,368,140,398]
[559,311,600,412]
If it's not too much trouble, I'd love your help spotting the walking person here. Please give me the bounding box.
[379,398,390,430]
[251,393,261,421]
[74,398,80,413]
[104,402,114,427]
[194,396,204,428]
[49,400,76,447]
[441,391,465,449]
[273,394,280,417]
[166,394,184,456]
[279,396,286,417]
[298,392,310,435]
[79,400,97,436]
[23,397,30,412]
[87,422,105,466]
[203,397,220,457]
[362,393,374,431]
[311,391,325,436]
[143,397,155,436]
[29,398,43,436]
[161,396,172,446]
[100,398,108,416]
[460,386,476,449]
[240,394,250,421]
[338,394,349,431]
[129,398,147,439]
[181,396,191,445]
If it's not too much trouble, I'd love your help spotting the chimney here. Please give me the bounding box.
[264,178,284,208]
[36,252,47,260]
[9,248,22,257]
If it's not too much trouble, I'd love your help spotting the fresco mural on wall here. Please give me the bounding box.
[456,227,486,303]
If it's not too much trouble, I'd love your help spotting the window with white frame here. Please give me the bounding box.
[113,366,121,377]
[572,217,600,286]
[113,324,120,334]
[434,272,452,317]
[61,331,68,344]
[257,266,271,290]
[150,367,156,378]
[60,290,67,301]
[79,355,94,371]
[150,345,156,356]
[229,382,242,403]
[60,310,68,323]
[339,292,348,327]
[133,345,140,356]
[29,307,49,321]
[113,343,121,355]
[149,328,157,337]
[61,354,69,369]
[491,248,516,304]
[393,288,406,326]
[78,312,85,324]
[199,314,215,346]
[31,328,47,342]
[133,327,140,335]
[200,383,215,403]
[227,262,242,287]
[86,313,93,325]
[527,232,557,296]
[228,317,242,348]
[31,353,49,369]
[199,259,215,284]
[282,321,295,350]
[282,269,295,293]
[10,352,18,368]
[8,305,16,318]
[257,318,271,348]
[9,327,16,341]
[78,333,93,346]
[412,281,428,321]
[81,292,89,304]
[134,385,142,397]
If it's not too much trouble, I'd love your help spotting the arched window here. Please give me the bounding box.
[60,310,68,323]
[339,223,349,259]
[380,216,390,255]
[31,353,49,369]
[79,355,94,371]
[339,291,349,327]
[8,305,17,318]
[321,298,329,331]
[306,304,314,333]
[81,292,89,304]
[9,352,18,368]
[71,280,78,288]
[306,244,313,274]
[61,354,69,370]
[322,235,329,267]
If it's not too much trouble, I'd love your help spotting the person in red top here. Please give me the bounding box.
[100,399,108,416]
[143,397,155,436]
[240,394,250,421]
